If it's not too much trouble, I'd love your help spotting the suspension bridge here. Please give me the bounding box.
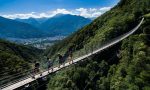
[0,18,144,90]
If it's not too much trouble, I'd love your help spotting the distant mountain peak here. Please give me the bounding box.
[55,13,66,16]
[53,13,71,18]
[41,14,92,36]
[28,17,36,20]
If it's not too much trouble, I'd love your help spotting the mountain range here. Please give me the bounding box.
[40,14,92,35]
[0,16,48,39]
[15,17,48,28]
[0,14,91,39]
[12,14,91,38]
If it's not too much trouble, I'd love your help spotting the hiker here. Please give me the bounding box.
[68,46,73,64]
[68,52,73,64]
[35,62,40,73]
[47,57,53,73]
[63,51,69,62]
[31,63,35,79]
[32,61,42,79]
[58,53,63,68]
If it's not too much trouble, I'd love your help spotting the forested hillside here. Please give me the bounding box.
[46,0,150,90]
[0,39,43,81]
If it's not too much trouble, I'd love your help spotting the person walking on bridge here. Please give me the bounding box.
[68,52,73,64]
[32,61,42,79]
[58,53,64,68]
[68,45,74,64]
[47,57,53,73]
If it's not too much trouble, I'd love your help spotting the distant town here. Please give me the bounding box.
[7,36,66,49]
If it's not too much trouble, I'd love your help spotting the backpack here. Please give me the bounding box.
[35,62,40,68]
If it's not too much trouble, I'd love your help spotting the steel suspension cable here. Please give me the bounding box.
[0,68,33,82]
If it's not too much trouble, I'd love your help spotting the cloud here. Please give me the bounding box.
[89,8,97,12]
[2,12,41,19]
[74,7,110,18]
[99,7,111,11]
[52,9,72,15]
[75,8,91,18]
[0,7,111,19]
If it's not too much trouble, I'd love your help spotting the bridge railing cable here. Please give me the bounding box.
[0,68,33,80]
[0,70,34,88]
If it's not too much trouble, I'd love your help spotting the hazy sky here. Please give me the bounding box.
[0,0,120,19]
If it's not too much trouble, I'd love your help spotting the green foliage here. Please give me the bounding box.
[144,13,150,18]
[0,39,43,82]
[46,0,150,90]
[47,60,109,90]
[47,34,150,90]
[110,34,150,90]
